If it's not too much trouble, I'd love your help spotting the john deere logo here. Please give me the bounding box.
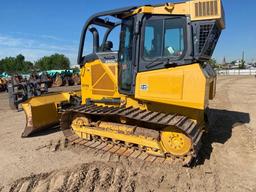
[140,84,148,91]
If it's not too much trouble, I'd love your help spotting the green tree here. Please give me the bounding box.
[239,60,246,69]
[231,60,236,65]
[0,54,34,74]
[0,56,17,73]
[0,61,3,72]
[35,53,70,71]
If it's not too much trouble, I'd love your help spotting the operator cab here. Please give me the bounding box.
[78,2,225,95]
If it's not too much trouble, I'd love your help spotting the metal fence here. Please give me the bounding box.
[216,69,256,76]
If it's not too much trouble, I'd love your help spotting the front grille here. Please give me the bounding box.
[204,24,221,55]
[195,0,218,17]
[199,24,213,52]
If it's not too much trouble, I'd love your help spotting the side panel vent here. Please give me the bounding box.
[192,20,222,61]
[195,0,218,17]
[199,24,213,52]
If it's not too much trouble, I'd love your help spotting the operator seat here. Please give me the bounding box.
[103,41,113,52]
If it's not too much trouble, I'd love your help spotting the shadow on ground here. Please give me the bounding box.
[27,125,61,137]
[197,108,250,165]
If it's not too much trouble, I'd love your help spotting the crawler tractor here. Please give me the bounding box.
[22,0,225,165]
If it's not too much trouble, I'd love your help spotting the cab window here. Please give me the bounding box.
[142,17,186,61]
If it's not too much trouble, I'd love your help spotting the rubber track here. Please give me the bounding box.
[60,104,204,165]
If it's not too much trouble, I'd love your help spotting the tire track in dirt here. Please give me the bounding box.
[5,160,199,192]
[6,162,136,192]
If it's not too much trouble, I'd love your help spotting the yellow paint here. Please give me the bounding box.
[72,116,90,126]
[22,90,80,135]
[135,64,208,110]
[79,59,214,124]
[99,121,135,135]
[80,59,120,104]
[72,124,163,151]
[160,127,192,156]
[125,0,225,29]
[71,119,193,157]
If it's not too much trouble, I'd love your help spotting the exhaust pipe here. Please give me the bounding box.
[89,27,99,53]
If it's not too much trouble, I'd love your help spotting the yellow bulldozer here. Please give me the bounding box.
[22,0,225,165]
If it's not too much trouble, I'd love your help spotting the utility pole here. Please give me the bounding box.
[223,57,226,64]
[222,56,227,69]
[240,51,245,69]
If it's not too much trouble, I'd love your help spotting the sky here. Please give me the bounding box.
[0,0,255,65]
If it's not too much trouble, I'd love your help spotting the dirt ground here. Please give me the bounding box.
[0,76,255,192]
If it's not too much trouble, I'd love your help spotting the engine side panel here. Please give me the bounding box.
[80,59,120,104]
[135,63,215,110]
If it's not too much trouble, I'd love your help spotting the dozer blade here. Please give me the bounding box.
[21,91,80,137]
